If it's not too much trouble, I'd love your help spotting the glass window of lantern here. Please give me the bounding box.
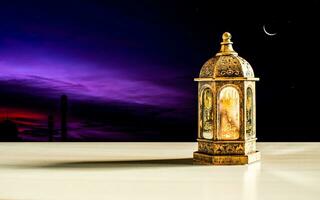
[201,88,213,139]
[246,87,253,136]
[217,86,240,140]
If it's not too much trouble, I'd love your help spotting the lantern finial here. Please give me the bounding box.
[222,32,232,42]
[217,32,238,56]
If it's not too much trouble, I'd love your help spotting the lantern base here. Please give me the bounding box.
[193,151,260,165]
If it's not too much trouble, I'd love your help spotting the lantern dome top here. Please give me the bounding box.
[199,32,255,78]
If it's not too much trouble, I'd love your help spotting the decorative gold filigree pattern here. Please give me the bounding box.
[216,55,242,77]
[194,151,261,165]
[198,141,245,155]
[199,54,255,78]
[198,141,214,154]
[199,57,217,78]
[214,143,244,154]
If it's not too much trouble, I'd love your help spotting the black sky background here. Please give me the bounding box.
[187,0,320,141]
[1,0,320,141]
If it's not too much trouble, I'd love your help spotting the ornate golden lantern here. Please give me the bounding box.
[193,32,260,165]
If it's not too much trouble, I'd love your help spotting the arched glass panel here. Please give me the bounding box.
[246,87,253,136]
[217,86,240,140]
[201,88,213,139]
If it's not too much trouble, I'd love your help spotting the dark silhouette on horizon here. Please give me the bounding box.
[48,113,54,142]
[0,119,20,141]
[60,94,68,141]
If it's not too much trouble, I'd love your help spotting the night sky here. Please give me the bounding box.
[0,0,320,141]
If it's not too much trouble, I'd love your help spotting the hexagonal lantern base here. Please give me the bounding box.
[193,151,261,165]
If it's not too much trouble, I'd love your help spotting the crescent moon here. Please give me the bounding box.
[263,24,277,36]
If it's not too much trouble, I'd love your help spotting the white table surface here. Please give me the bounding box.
[0,142,319,200]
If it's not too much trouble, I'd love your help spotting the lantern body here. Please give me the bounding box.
[193,32,260,165]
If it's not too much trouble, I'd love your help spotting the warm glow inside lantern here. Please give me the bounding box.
[193,32,261,165]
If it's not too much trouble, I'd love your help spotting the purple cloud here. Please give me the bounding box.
[0,41,190,107]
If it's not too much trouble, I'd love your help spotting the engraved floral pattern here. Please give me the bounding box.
[216,55,242,77]
[199,55,255,78]
[198,141,245,155]
[198,141,214,154]
[214,143,244,154]
[199,57,217,78]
